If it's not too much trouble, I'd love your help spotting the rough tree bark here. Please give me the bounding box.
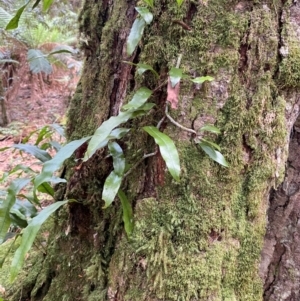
[10,1,300,300]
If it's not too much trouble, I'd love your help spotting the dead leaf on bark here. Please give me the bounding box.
[167,77,180,109]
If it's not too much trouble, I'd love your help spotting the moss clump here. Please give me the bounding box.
[279,45,300,88]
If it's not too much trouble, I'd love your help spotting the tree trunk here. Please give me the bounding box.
[10,1,300,300]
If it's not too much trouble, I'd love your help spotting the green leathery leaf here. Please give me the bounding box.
[102,142,126,208]
[48,49,73,56]
[0,178,31,244]
[12,144,52,162]
[127,18,146,56]
[137,102,155,111]
[102,172,123,208]
[43,0,54,11]
[137,63,159,77]
[85,90,152,161]
[199,124,221,134]
[123,61,158,77]
[91,128,130,153]
[142,0,154,8]
[169,67,182,88]
[108,142,125,176]
[199,139,221,151]
[5,2,29,30]
[135,7,153,24]
[191,76,214,84]
[199,143,229,167]
[143,126,180,181]
[84,111,133,161]
[122,87,152,110]
[118,190,133,236]
[10,200,68,281]
[108,128,130,140]
[34,136,91,190]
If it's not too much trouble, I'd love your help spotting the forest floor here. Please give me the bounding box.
[0,65,78,195]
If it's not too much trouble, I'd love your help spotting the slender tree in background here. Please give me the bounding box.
[9,1,300,300]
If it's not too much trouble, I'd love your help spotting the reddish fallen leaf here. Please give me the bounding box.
[167,77,180,109]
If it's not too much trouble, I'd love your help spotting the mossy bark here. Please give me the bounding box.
[9,1,300,300]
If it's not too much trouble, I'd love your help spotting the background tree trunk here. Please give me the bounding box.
[10,1,300,300]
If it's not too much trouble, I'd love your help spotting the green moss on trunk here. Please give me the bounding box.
[8,1,299,300]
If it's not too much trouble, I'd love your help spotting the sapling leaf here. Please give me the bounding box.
[199,143,229,167]
[37,182,55,197]
[43,0,54,11]
[12,199,37,221]
[0,59,19,64]
[118,190,133,236]
[10,200,68,281]
[50,123,65,137]
[32,0,42,9]
[135,7,153,24]
[143,126,180,181]
[176,0,184,7]
[34,126,52,146]
[34,136,91,190]
[0,147,10,152]
[127,18,146,56]
[1,164,35,178]
[50,141,62,152]
[5,2,29,30]
[48,49,73,56]
[199,125,221,134]
[15,199,36,216]
[0,178,31,244]
[169,67,182,88]
[12,144,52,162]
[27,49,52,75]
[10,204,30,228]
[191,76,214,84]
